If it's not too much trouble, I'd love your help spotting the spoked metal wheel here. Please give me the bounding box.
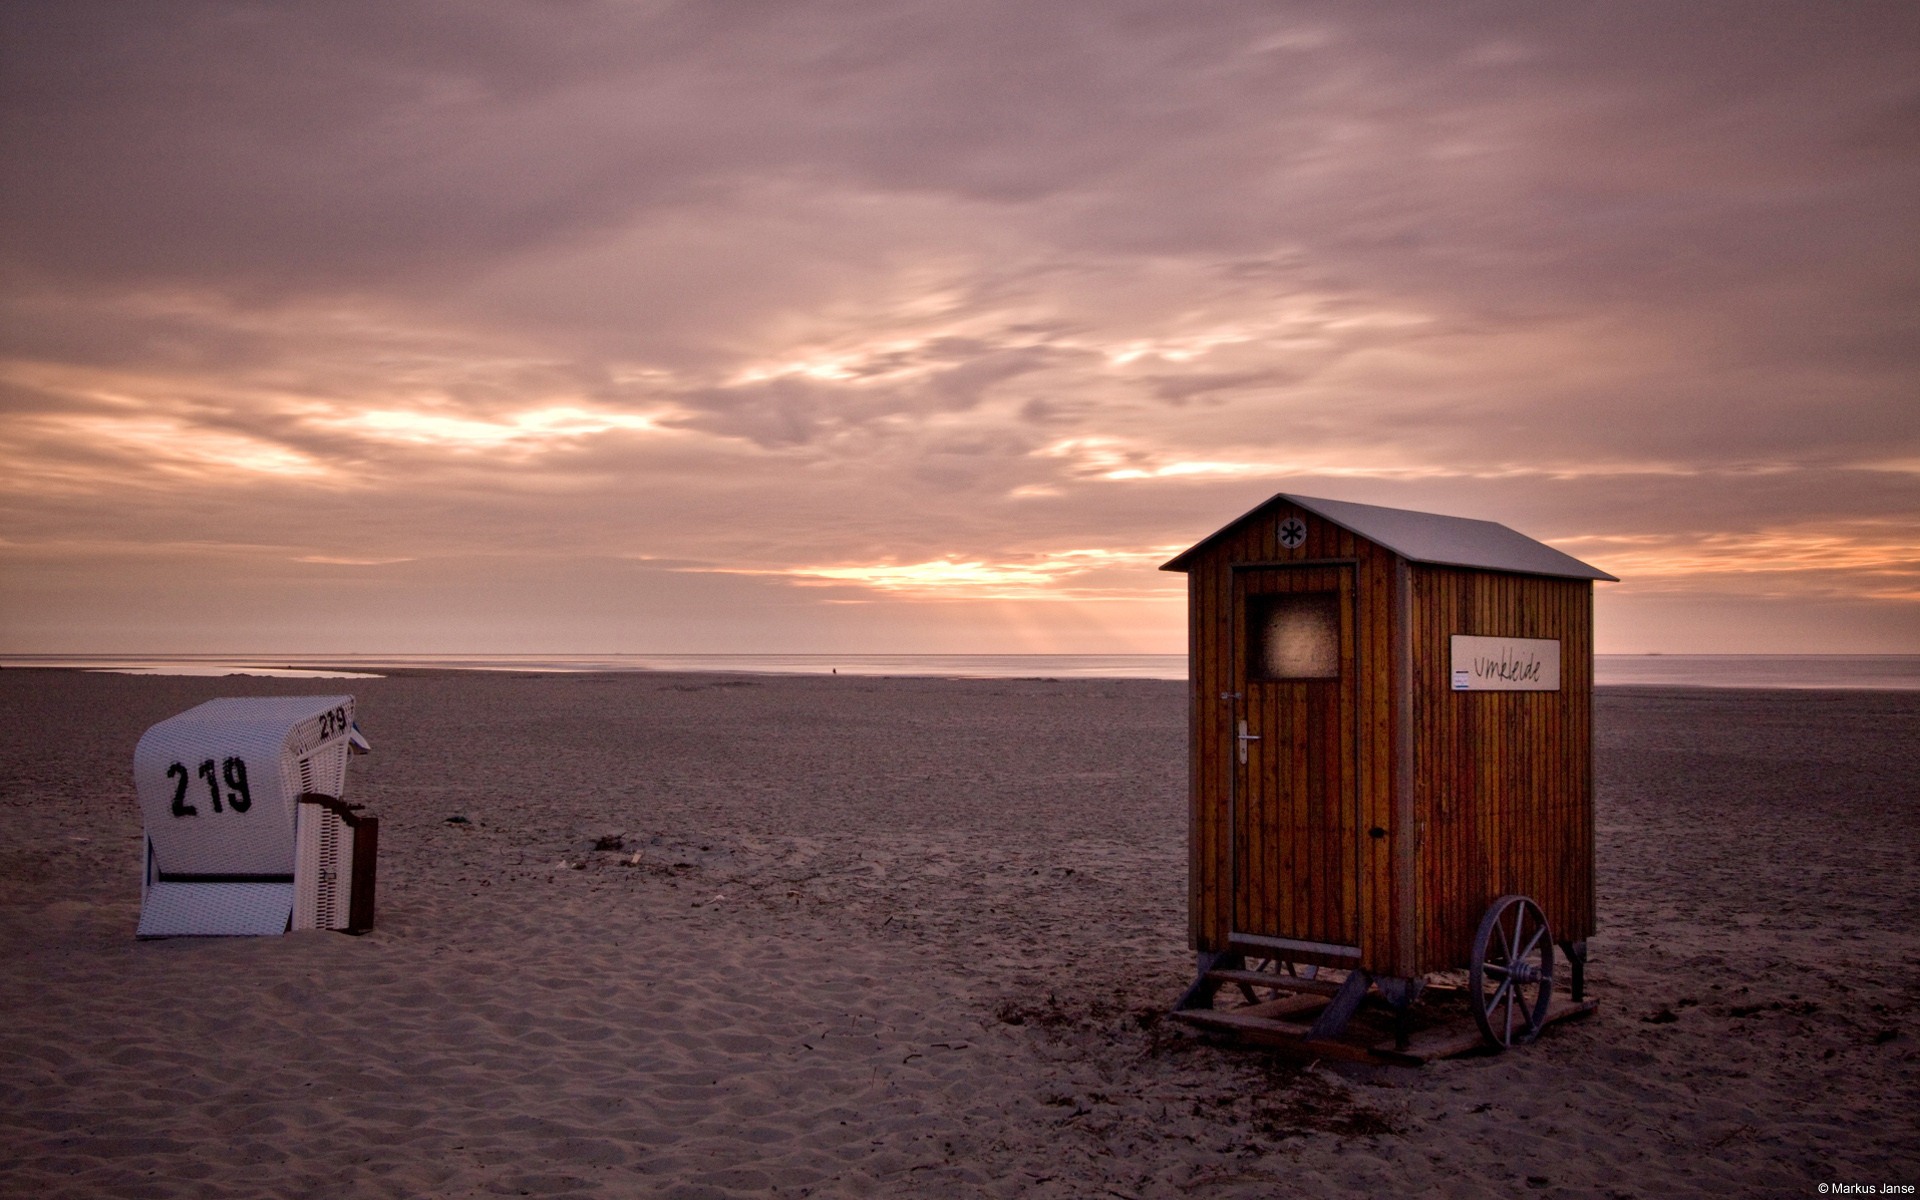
[1469,894,1555,1049]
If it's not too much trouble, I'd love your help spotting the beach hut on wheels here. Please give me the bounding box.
[1162,494,1616,1061]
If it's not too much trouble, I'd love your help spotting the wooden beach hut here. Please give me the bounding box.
[1162,494,1616,1057]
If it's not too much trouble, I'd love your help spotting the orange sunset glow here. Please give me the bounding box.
[2,4,1915,656]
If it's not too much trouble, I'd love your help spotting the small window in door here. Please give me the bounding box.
[1248,592,1340,680]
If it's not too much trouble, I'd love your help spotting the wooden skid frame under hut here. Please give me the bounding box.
[1161,494,1613,1062]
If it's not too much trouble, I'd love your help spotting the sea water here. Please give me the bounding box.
[2,653,1916,689]
[0,652,1185,680]
[1592,655,1919,691]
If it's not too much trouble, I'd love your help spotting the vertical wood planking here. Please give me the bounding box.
[1366,542,1393,969]
[1345,554,1365,947]
[1406,565,1597,971]
[1208,542,1230,945]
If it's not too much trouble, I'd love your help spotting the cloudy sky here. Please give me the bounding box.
[2,1,1915,656]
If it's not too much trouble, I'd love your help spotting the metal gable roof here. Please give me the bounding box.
[1160,493,1618,581]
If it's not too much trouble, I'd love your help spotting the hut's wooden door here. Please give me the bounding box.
[1229,565,1359,952]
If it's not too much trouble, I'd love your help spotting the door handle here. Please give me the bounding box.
[1236,719,1261,764]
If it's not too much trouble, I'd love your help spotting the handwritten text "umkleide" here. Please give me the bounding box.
[1473,653,1545,684]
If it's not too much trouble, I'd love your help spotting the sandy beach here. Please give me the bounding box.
[1,668,1914,1199]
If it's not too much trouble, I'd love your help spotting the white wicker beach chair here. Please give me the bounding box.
[133,696,376,937]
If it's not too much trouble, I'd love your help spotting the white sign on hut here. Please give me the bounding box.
[1449,634,1562,691]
